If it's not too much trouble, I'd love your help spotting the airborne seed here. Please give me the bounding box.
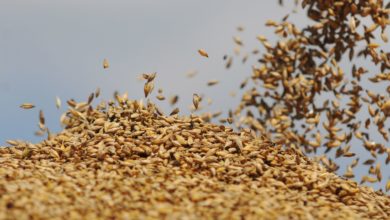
[20,103,35,109]
[103,58,109,69]
[192,94,201,110]
[55,97,61,109]
[198,49,209,58]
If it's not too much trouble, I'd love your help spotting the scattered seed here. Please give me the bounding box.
[207,80,219,86]
[55,97,61,109]
[198,49,209,58]
[20,103,35,109]
[169,95,179,106]
[103,58,109,69]
[193,93,201,110]
[170,107,180,115]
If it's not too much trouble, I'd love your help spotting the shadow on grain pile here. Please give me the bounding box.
[1,94,389,220]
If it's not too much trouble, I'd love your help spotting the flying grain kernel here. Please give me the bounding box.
[198,49,209,58]
[226,57,233,69]
[144,81,154,98]
[55,97,61,109]
[170,107,180,115]
[193,93,201,110]
[20,103,35,109]
[186,70,198,78]
[381,100,390,116]
[142,72,157,82]
[103,58,109,69]
[95,88,101,98]
[207,80,219,86]
[169,95,179,106]
[233,36,243,46]
[156,94,165,101]
[39,110,45,125]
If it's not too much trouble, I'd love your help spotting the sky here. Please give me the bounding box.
[0,0,298,144]
[0,1,388,191]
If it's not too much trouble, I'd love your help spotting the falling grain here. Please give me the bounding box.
[193,93,201,110]
[198,49,209,58]
[20,103,35,109]
[103,58,109,69]
[55,97,61,109]
[207,80,219,86]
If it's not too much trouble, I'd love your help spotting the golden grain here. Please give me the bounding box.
[103,58,109,69]
[4,1,390,219]
[20,103,35,109]
[198,49,209,58]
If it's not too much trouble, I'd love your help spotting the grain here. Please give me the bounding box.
[103,58,109,69]
[1,96,389,219]
[231,0,390,192]
[192,93,201,110]
[186,70,198,78]
[20,103,35,109]
[169,95,179,106]
[5,1,390,219]
[233,36,243,46]
[143,74,156,98]
[207,80,219,86]
[198,49,209,58]
[55,96,61,109]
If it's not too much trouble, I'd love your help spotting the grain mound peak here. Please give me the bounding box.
[1,96,389,219]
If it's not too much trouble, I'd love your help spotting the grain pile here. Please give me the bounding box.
[1,94,390,219]
[3,0,390,219]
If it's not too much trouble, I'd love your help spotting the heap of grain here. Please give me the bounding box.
[1,92,389,219]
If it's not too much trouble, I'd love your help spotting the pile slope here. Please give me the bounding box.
[1,97,389,219]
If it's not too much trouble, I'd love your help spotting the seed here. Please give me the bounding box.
[103,58,109,69]
[349,17,356,33]
[242,53,249,63]
[169,95,179,106]
[95,87,101,98]
[186,70,198,78]
[367,43,380,49]
[207,80,219,86]
[225,56,233,69]
[55,97,61,109]
[20,103,35,109]
[144,81,154,98]
[381,32,388,43]
[142,72,157,82]
[233,36,243,46]
[381,100,390,116]
[198,49,209,58]
[156,94,165,101]
[39,110,45,125]
[87,93,94,104]
[256,35,267,42]
[192,93,201,110]
[170,107,180,115]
